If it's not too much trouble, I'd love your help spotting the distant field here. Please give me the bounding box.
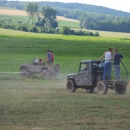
[1,8,130,38]
[0,8,79,22]
[0,8,27,16]
[0,8,80,29]
[86,29,130,38]
[0,28,130,75]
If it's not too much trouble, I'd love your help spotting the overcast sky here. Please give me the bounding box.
[18,0,130,13]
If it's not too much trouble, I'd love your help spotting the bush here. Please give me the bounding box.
[55,28,60,34]
[94,32,100,36]
[88,32,94,36]
[0,23,2,27]
[2,24,15,30]
[50,20,58,28]
[75,30,84,36]
[70,30,75,35]
[29,26,38,32]
[17,21,23,24]
[0,18,99,37]
[60,26,70,35]
[38,27,46,33]
[17,25,28,32]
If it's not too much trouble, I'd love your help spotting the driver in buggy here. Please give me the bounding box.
[38,59,43,66]
[84,63,88,70]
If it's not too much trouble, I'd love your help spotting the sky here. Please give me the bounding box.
[18,0,130,13]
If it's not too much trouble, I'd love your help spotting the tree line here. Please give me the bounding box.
[79,13,130,32]
[1,1,130,32]
[0,2,98,36]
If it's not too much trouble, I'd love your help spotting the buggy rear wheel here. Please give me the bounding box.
[20,69,30,78]
[97,81,108,94]
[115,83,127,94]
[54,64,60,73]
[66,80,76,93]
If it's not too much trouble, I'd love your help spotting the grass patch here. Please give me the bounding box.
[0,14,80,28]
[57,20,80,28]
[0,77,130,129]
[0,14,28,22]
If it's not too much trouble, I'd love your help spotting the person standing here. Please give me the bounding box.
[112,49,123,80]
[50,50,54,63]
[98,48,112,80]
[44,50,52,65]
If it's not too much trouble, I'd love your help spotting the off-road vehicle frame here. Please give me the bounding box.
[66,60,128,94]
[20,58,60,79]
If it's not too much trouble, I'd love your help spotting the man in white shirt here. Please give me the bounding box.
[98,48,112,80]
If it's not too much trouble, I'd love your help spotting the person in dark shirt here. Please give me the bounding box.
[43,50,52,65]
[111,49,123,80]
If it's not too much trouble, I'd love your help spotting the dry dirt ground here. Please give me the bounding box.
[0,8,27,16]
[0,8,79,22]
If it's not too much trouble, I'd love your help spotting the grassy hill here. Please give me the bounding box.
[0,28,130,73]
[1,1,130,17]
[38,2,130,17]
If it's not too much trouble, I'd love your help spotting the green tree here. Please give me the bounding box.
[41,6,58,28]
[41,6,57,19]
[35,16,45,27]
[25,2,38,25]
[81,17,94,29]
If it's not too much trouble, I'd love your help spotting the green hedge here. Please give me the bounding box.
[0,19,99,36]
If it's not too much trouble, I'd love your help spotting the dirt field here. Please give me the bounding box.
[0,8,27,16]
[56,16,79,22]
[0,8,79,22]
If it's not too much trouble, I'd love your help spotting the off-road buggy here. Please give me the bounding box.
[20,58,60,79]
[66,60,128,94]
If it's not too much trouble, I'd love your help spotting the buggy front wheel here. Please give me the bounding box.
[42,70,49,79]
